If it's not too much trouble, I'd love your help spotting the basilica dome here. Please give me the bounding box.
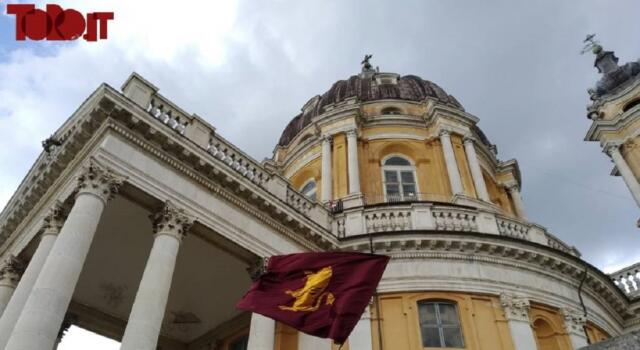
[278,73,464,146]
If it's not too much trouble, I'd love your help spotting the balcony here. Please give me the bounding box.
[332,199,581,257]
[610,262,640,299]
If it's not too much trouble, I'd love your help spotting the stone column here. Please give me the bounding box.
[247,313,276,350]
[5,159,124,350]
[606,144,640,208]
[561,308,588,349]
[440,130,463,195]
[348,305,373,349]
[346,130,361,195]
[500,294,537,350]
[321,135,333,202]
[0,256,24,316]
[463,136,490,201]
[298,333,332,350]
[0,203,64,349]
[120,201,194,350]
[506,184,528,220]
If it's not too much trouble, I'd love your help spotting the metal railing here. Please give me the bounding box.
[364,192,451,206]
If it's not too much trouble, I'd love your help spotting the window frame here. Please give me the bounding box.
[381,154,419,203]
[417,300,465,349]
[299,178,317,201]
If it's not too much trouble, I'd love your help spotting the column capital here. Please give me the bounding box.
[150,201,195,241]
[439,129,451,137]
[42,201,65,236]
[500,293,531,322]
[462,135,475,145]
[76,158,126,204]
[346,129,358,138]
[503,181,520,193]
[322,135,333,144]
[0,255,25,286]
[561,308,587,336]
[603,142,622,157]
[246,257,269,281]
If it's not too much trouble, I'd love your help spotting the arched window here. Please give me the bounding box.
[532,318,561,350]
[300,179,317,201]
[417,301,464,348]
[382,155,417,202]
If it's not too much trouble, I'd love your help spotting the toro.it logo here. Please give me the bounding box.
[7,4,114,41]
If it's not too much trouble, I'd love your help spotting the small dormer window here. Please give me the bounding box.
[381,107,402,115]
[623,98,640,113]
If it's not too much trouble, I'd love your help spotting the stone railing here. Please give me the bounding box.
[286,186,314,216]
[333,202,580,257]
[365,209,412,233]
[207,135,270,187]
[546,233,579,256]
[121,73,331,226]
[432,206,478,232]
[610,262,640,299]
[146,95,192,135]
[496,216,530,240]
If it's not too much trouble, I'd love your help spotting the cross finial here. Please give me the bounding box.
[581,33,602,55]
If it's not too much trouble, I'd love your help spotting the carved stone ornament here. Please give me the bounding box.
[76,158,126,203]
[150,201,195,240]
[246,257,269,281]
[603,143,622,157]
[500,293,531,322]
[0,255,25,286]
[42,201,65,236]
[561,308,587,335]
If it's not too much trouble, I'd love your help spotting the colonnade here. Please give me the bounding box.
[320,128,528,219]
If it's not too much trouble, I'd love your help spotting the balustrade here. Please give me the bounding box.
[611,263,640,298]
[364,210,412,233]
[146,97,190,135]
[432,207,478,231]
[496,216,530,240]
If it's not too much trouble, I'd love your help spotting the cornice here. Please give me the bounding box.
[585,104,640,142]
[339,230,632,321]
[105,118,335,252]
[0,85,338,255]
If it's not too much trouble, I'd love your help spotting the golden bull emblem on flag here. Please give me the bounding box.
[279,266,335,312]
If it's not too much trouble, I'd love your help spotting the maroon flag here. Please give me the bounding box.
[236,252,389,344]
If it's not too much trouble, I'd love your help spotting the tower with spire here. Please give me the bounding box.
[583,35,640,215]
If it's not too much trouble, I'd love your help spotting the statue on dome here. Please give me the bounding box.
[361,54,373,71]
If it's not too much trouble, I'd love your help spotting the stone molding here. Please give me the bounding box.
[340,231,629,324]
[562,307,587,336]
[0,255,25,285]
[76,158,126,204]
[500,293,531,322]
[150,201,195,241]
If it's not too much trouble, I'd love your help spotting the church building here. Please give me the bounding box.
[0,55,638,350]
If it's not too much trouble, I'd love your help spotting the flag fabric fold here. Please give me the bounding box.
[236,251,389,344]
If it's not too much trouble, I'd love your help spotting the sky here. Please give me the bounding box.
[1,0,639,348]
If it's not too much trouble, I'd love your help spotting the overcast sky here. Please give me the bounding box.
[1,1,640,348]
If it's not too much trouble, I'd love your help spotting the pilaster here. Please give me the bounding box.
[500,293,537,350]
[561,308,588,349]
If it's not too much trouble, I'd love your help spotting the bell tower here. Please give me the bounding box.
[583,35,640,209]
